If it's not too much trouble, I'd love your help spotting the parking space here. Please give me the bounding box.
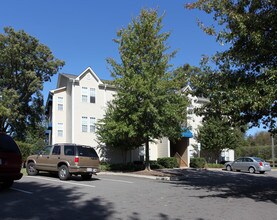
[6,174,137,195]
[2,171,277,220]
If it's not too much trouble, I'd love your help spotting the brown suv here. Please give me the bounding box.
[26,144,100,180]
[0,133,23,189]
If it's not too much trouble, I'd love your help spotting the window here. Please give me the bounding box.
[236,158,243,162]
[76,145,98,158]
[82,116,88,132]
[57,97,63,111]
[52,145,61,155]
[64,145,75,156]
[244,158,253,162]
[90,88,96,103]
[82,87,88,102]
[57,123,63,137]
[41,146,52,155]
[81,116,96,132]
[90,117,96,133]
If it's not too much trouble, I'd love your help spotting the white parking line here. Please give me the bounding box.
[11,188,33,194]
[100,178,133,184]
[26,176,96,188]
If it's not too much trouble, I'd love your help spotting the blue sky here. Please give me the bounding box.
[0,0,265,135]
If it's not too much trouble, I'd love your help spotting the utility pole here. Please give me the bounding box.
[272,134,275,168]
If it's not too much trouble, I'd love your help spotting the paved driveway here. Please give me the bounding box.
[1,170,277,220]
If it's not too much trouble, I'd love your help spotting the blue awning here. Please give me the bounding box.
[181,129,193,138]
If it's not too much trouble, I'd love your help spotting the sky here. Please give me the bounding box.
[0,0,265,135]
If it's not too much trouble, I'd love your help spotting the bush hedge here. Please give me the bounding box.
[100,161,144,171]
[100,157,178,172]
[149,160,164,169]
[157,157,178,168]
[16,141,32,163]
[190,157,207,168]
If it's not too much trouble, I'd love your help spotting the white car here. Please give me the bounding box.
[224,157,271,174]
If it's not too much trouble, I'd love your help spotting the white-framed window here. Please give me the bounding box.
[57,123,63,137]
[90,88,96,103]
[81,116,96,133]
[90,117,96,133]
[81,87,88,103]
[82,116,88,132]
[57,97,63,111]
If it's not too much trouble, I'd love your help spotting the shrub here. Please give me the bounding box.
[100,162,144,172]
[150,160,164,169]
[16,141,32,163]
[157,157,178,168]
[190,157,207,168]
[100,161,111,171]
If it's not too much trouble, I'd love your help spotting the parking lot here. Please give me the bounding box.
[1,169,277,220]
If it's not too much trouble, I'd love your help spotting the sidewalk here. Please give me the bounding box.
[97,169,182,181]
[98,168,191,181]
[98,167,276,181]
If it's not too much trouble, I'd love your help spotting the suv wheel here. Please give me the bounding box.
[27,162,39,176]
[58,165,71,180]
[81,174,92,181]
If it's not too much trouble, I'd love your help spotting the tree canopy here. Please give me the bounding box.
[186,0,277,133]
[0,27,64,139]
[97,9,189,169]
[197,116,246,162]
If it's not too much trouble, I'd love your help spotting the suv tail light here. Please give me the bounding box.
[74,156,79,163]
[259,162,263,167]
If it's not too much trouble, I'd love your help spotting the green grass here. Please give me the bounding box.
[21,168,27,176]
[207,163,224,168]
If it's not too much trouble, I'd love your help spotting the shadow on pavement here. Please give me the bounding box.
[30,172,101,182]
[1,181,114,220]
[168,169,277,204]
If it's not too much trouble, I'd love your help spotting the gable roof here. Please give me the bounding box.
[76,67,102,83]
[56,67,115,89]
[60,73,78,79]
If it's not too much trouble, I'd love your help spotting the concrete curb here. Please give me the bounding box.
[98,172,182,181]
[98,172,158,180]
[99,167,276,181]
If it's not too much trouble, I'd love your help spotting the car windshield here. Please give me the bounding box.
[253,157,264,162]
[77,145,98,158]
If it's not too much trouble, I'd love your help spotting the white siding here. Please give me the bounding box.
[53,89,67,144]
[157,138,170,158]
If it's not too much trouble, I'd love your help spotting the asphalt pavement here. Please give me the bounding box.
[1,169,277,220]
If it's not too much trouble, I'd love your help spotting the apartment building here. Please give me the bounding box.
[46,67,207,166]
[45,67,116,145]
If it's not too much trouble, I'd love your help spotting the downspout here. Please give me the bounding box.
[167,138,171,157]
[52,92,55,144]
[72,79,75,143]
[104,83,107,107]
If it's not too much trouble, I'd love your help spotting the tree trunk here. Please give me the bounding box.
[121,149,127,164]
[145,138,151,171]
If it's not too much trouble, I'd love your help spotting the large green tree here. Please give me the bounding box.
[0,27,64,139]
[197,116,246,162]
[97,9,188,170]
[96,102,145,163]
[186,0,277,133]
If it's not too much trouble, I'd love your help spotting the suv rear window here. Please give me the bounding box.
[0,133,21,154]
[76,145,98,158]
[64,145,75,156]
